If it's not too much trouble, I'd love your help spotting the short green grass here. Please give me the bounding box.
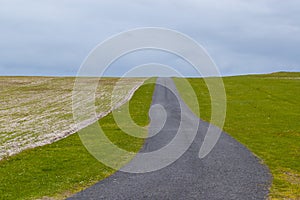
[0,78,156,200]
[174,72,300,199]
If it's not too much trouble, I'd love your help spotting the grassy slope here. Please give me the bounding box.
[0,76,145,160]
[0,79,156,200]
[174,72,300,199]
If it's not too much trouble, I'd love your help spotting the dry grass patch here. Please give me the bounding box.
[0,76,146,159]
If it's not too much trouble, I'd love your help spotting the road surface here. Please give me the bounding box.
[68,78,271,200]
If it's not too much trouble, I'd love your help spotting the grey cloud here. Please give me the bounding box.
[0,0,299,76]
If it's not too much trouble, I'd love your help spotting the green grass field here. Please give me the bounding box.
[174,72,300,199]
[0,79,156,200]
[0,73,299,199]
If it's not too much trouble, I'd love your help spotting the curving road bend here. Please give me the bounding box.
[68,77,271,200]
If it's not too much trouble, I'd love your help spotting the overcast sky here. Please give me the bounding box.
[1,0,300,76]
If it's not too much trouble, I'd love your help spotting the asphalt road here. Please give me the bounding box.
[68,78,271,200]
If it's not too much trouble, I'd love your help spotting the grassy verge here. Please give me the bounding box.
[0,78,156,200]
[174,72,300,199]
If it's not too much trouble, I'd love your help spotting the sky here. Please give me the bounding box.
[0,0,300,77]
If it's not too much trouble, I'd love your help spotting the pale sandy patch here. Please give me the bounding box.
[0,77,146,159]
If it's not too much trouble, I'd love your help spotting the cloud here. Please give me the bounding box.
[0,0,299,76]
